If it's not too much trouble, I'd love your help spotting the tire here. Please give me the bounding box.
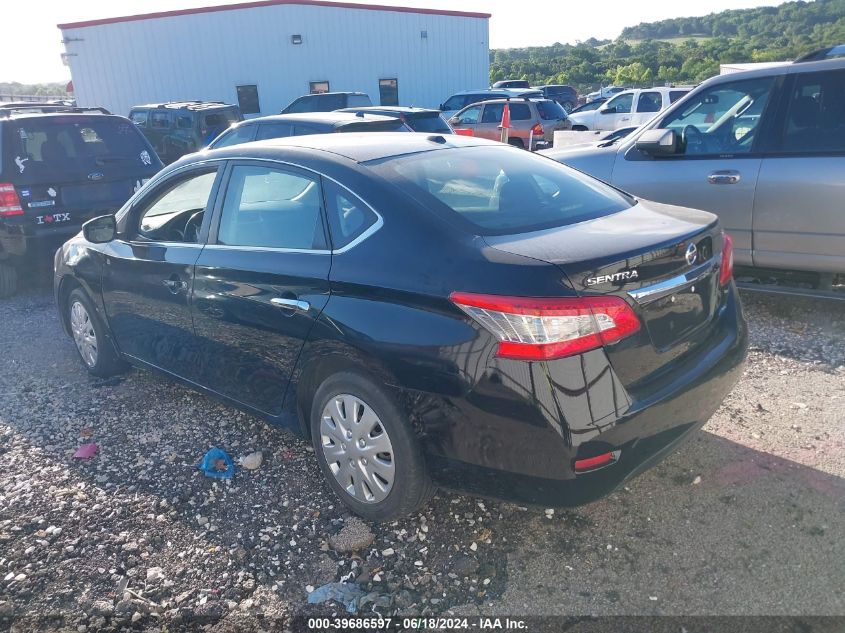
[66,288,126,377]
[310,371,435,521]
[507,138,525,149]
[0,263,18,299]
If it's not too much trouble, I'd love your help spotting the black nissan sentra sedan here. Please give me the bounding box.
[54,133,747,521]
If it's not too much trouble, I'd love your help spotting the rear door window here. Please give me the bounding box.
[217,165,325,250]
[442,95,468,111]
[481,103,505,123]
[637,92,663,113]
[669,90,689,103]
[509,103,531,120]
[778,69,845,153]
[369,145,632,236]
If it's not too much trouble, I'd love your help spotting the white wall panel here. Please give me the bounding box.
[60,3,490,117]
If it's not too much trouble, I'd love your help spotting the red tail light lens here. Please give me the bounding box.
[719,233,734,287]
[449,292,641,361]
[0,183,23,217]
[574,450,620,473]
[531,123,544,135]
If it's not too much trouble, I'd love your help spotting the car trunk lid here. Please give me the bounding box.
[484,200,724,386]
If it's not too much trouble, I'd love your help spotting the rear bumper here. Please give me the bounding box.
[415,286,748,507]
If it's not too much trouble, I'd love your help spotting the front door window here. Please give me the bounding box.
[660,77,775,156]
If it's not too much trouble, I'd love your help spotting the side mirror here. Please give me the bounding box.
[600,106,617,114]
[439,104,446,111]
[636,128,681,156]
[82,215,117,244]
[448,116,460,125]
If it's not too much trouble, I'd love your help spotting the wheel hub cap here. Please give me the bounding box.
[320,394,395,504]
[69,300,98,368]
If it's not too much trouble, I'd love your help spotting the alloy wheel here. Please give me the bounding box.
[320,394,395,503]
[70,300,98,368]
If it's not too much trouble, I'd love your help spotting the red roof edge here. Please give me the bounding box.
[57,0,491,29]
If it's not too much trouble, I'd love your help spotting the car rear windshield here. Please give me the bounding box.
[338,120,409,133]
[406,113,452,133]
[4,117,150,182]
[368,145,633,236]
[537,100,568,120]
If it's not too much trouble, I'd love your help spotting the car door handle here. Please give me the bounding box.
[270,297,310,312]
[162,278,188,293]
[707,170,741,185]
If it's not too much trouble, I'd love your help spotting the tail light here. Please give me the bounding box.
[531,123,544,135]
[719,233,734,287]
[574,450,620,474]
[0,184,23,217]
[449,292,641,361]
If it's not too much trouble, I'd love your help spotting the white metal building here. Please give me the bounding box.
[58,0,490,117]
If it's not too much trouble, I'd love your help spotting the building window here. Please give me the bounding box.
[291,34,302,45]
[236,84,261,115]
[420,30,428,39]
[310,81,330,94]
[379,79,398,106]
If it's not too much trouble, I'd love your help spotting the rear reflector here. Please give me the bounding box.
[574,450,619,473]
[0,183,23,217]
[449,292,641,361]
[719,233,734,287]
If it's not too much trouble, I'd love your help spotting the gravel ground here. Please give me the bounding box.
[0,280,843,631]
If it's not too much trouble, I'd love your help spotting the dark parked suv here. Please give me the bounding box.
[535,84,579,112]
[55,133,746,521]
[0,104,162,297]
[129,101,242,163]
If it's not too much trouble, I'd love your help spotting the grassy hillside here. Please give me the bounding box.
[490,0,845,92]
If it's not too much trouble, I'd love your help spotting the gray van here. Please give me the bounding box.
[544,55,845,290]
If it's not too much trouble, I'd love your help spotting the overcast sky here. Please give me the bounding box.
[2,0,788,83]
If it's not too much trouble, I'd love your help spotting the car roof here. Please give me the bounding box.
[0,111,123,122]
[336,106,440,115]
[239,112,400,127]
[702,56,845,86]
[294,91,369,97]
[450,88,541,97]
[132,101,236,111]
[198,131,501,164]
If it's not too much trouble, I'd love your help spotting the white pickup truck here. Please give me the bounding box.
[569,87,692,131]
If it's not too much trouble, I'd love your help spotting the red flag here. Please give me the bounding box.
[500,103,511,129]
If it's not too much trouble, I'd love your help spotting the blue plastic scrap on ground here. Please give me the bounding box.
[307,582,365,613]
[197,447,235,479]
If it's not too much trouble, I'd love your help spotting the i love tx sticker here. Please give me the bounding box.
[35,213,71,225]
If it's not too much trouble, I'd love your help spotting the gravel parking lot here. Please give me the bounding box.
[1,278,843,631]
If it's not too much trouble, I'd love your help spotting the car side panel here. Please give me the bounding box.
[752,156,845,272]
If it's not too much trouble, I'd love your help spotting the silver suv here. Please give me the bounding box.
[544,56,845,288]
